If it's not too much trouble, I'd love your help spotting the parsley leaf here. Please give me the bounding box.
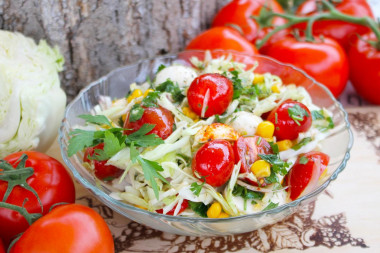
[125,124,164,147]
[141,91,160,107]
[190,181,205,197]
[287,104,309,126]
[316,116,335,132]
[155,80,185,102]
[232,185,264,210]
[292,137,312,151]
[311,110,325,120]
[259,154,290,176]
[263,202,279,211]
[157,64,166,73]
[68,129,104,157]
[269,141,279,154]
[78,114,112,127]
[188,201,209,218]
[265,168,279,184]
[230,70,243,99]
[129,104,144,122]
[299,156,309,164]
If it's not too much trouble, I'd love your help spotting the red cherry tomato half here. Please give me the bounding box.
[0,151,76,247]
[185,27,258,55]
[156,199,189,216]
[296,0,374,51]
[10,204,114,253]
[187,73,234,118]
[348,32,380,105]
[192,140,235,187]
[267,99,312,141]
[287,151,330,201]
[124,106,174,139]
[83,143,124,181]
[233,136,272,173]
[265,35,349,98]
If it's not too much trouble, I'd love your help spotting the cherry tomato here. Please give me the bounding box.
[233,136,272,173]
[185,27,258,55]
[267,99,312,141]
[124,106,174,139]
[192,140,235,187]
[211,0,287,53]
[286,151,330,201]
[296,0,374,51]
[187,73,234,118]
[10,204,114,253]
[265,36,349,97]
[0,239,5,253]
[156,199,189,215]
[348,32,380,105]
[0,151,76,247]
[83,143,123,181]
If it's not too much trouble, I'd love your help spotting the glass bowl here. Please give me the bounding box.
[58,50,353,236]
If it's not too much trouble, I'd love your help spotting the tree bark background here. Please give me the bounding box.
[0,0,228,100]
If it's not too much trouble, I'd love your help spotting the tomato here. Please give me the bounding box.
[211,0,287,53]
[348,32,380,105]
[187,73,234,118]
[265,36,349,97]
[233,136,272,173]
[0,151,76,247]
[124,106,174,139]
[0,239,5,253]
[286,151,330,201]
[267,99,312,141]
[156,199,189,215]
[192,140,235,187]
[296,0,374,51]
[10,204,114,253]
[83,143,124,181]
[185,27,258,55]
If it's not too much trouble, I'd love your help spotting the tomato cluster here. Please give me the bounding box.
[185,0,379,103]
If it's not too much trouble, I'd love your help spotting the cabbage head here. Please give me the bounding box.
[0,31,66,157]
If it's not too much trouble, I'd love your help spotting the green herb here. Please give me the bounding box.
[128,104,144,122]
[311,110,325,120]
[130,143,168,199]
[257,137,262,145]
[230,70,243,99]
[265,168,279,184]
[157,64,166,73]
[232,185,264,210]
[92,131,126,161]
[316,116,335,132]
[292,137,312,151]
[299,156,309,165]
[177,153,191,164]
[190,181,205,197]
[78,114,112,127]
[287,104,309,126]
[125,124,164,147]
[155,80,185,103]
[269,141,279,155]
[141,91,160,107]
[263,202,279,211]
[68,129,104,157]
[188,201,209,218]
[259,154,290,176]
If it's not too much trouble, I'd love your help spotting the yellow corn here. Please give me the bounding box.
[182,106,199,121]
[218,212,229,218]
[135,205,147,210]
[256,121,275,138]
[250,160,271,178]
[207,202,222,218]
[144,89,154,97]
[271,85,280,93]
[122,113,127,123]
[253,74,265,84]
[276,139,293,151]
[127,89,143,103]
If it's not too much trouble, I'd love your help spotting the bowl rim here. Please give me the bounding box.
[59,50,354,223]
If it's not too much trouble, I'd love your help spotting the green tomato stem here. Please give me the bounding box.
[0,202,42,225]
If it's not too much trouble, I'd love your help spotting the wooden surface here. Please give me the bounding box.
[46,106,380,253]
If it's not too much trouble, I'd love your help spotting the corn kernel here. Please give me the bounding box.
[271,85,280,93]
[276,139,293,151]
[218,212,229,218]
[256,121,275,138]
[127,89,143,103]
[253,74,265,84]
[207,202,222,218]
[122,113,127,122]
[250,160,271,178]
[182,106,199,121]
[144,89,154,97]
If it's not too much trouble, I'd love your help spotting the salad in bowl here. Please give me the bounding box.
[66,51,342,219]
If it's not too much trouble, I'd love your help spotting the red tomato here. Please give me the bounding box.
[233,136,272,173]
[0,238,5,253]
[156,199,189,215]
[211,0,287,53]
[286,151,330,201]
[187,73,234,118]
[267,99,312,141]
[348,32,380,105]
[296,0,374,51]
[124,106,174,139]
[192,140,235,187]
[265,36,349,97]
[185,27,258,55]
[10,204,114,253]
[83,143,123,181]
[0,151,76,247]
